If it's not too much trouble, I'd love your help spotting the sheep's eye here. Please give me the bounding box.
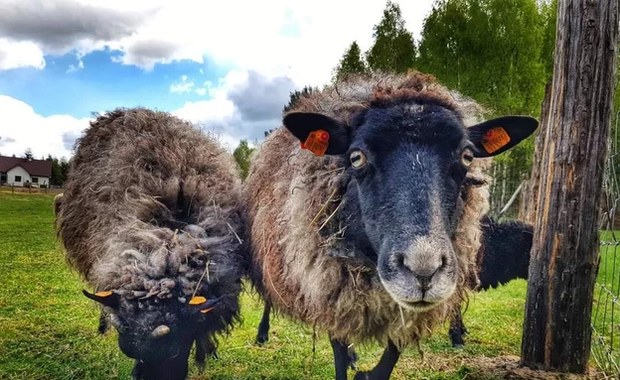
[349,150,367,169]
[461,148,475,167]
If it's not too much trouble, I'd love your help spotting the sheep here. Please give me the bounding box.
[55,108,246,380]
[245,72,538,380]
[449,216,533,347]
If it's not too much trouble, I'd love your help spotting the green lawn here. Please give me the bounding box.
[0,192,601,379]
[591,231,620,375]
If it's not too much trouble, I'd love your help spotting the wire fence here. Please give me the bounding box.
[488,161,527,219]
[591,118,620,376]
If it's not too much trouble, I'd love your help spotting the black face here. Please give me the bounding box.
[114,302,195,380]
[83,291,220,380]
[283,99,537,311]
[343,103,471,309]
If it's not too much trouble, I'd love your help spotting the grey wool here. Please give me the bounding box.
[55,108,246,380]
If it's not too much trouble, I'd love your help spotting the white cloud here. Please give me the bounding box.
[173,69,294,150]
[0,0,435,86]
[169,75,194,94]
[0,96,90,159]
[0,39,45,70]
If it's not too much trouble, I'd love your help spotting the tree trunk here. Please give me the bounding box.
[521,0,618,373]
[521,0,619,373]
[519,82,552,223]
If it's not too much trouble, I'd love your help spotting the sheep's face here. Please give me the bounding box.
[283,100,537,311]
[83,290,219,380]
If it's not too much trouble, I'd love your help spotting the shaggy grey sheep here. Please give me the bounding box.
[55,108,246,380]
[246,72,537,380]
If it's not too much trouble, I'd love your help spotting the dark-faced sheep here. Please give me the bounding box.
[246,72,537,380]
[449,216,533,347]
[55,108,246,380]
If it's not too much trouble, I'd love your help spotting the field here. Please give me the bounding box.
[0,192,607,379]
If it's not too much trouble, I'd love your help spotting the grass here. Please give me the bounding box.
[0,192,578,379]
[591,231,620,375]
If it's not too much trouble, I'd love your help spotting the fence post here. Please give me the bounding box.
[521,0,619,373]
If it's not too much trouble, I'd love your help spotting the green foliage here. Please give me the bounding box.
[366,1,416,73]
[45,154,69,187]
[233,140,255,180]
[333,41,369,82]
[417,0,557,215]
[418,0,548,116]
[539,0,558,82]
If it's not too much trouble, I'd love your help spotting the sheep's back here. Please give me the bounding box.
[57,108,243,285]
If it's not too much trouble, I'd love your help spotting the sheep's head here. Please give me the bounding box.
[83,290,220,380]
[284,98,537,312]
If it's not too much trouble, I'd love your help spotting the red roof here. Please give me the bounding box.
[0,156,52,177]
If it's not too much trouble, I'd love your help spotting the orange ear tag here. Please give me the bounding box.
[189,296,207,305]
[301,130,330,156]
[481,127,511,154]
[95,291,114,297]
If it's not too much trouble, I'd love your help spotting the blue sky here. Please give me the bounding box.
[0,51,227,116]
[0,0,434,159]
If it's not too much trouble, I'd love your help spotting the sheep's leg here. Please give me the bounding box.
[255,301,271,345]
[448,307,467,348]
[329,337,353,380]
[195,336,218,373]
[98,310,109,334]
[353,340,400,380]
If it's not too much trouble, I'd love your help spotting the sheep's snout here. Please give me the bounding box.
[379,235,457,311]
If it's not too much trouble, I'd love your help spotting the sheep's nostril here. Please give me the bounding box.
[394,251,405,269]
[441,254,448,269]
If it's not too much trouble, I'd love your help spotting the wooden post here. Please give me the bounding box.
[519,83,551,223]
[521,0,619,373]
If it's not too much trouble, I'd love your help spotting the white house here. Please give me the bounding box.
[0,156,53,187]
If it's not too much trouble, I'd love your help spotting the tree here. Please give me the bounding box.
[333,41,369,82]
[417,0,552,216]
[366,1,416,73]
[46,155,70,187]
[233,140,254,180]
[23,148,33,160]
[418,0,547,116]
[521,0,619,373]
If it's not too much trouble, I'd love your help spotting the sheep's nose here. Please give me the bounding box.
[393,250,448,290]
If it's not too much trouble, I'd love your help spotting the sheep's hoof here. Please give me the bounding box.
[255,333,269,346]
[452,343,464,349]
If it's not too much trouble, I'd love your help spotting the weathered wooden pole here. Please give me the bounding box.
[521,0,619,373]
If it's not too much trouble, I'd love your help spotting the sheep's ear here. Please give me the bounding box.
[188,295,221,315]
[468,116,538,158]
[283,112,351,156]
[83,289,120,309]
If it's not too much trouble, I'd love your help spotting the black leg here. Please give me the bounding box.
[330,337,351,380]
[449,306,467,348]
[98,310,109,334]
[353,340,400,380]
[255,301,271,345]
[196,335,218,372]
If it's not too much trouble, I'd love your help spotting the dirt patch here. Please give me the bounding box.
[464,355,611,380]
